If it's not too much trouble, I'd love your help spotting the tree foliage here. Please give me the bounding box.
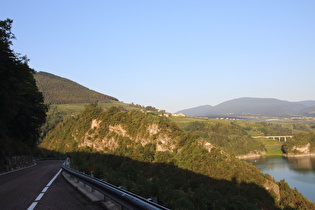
[0,19,47,168]
[39,106,65,142]
[256,122,293,136]
[278,179,315,209]
[40,104,315,209]
[282,133,315,155]
[184,121,266,155]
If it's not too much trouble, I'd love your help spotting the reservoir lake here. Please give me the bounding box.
[244,156,315,203]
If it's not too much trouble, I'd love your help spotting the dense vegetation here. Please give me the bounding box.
[184,121,266,156]
[39,106,65,141]
[173,118,313,156]
[253,122,293,136]
[0,19,47,170]
[40,104,315,209]
[2,17,314,209]
[282,132,315,155]
[34,71,118,104]
[277,179,315,209]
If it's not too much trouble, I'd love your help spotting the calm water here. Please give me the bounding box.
[244,156,315,203]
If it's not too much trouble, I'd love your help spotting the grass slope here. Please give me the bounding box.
[258,138,283,156]
[55,102,138,115]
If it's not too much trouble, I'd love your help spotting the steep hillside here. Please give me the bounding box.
[184,121,266,156]
[34,71,118,104]
[40,104,315,209]
[282,133,315,156]
[178,97,315,116]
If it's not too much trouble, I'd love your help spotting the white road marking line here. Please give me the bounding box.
[27,169,62,210]
[47,169,61,187]
[35,193,44,201]
[27,202,38,210]
[42,186,49,193]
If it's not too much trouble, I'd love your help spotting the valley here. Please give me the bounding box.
[39,103,315,209]
[33,71,315,208]
[2,70,313,209]
[2,10,315,209]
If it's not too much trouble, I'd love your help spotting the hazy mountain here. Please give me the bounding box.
[177,97,315,116]
[34,71,118,104]
[298,100,315,107]
[211,98,305,115]
[301,105,315,115]
[177,105,213,116]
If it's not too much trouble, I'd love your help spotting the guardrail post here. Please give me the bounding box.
[147,197,158,203]
[118,185,126,190]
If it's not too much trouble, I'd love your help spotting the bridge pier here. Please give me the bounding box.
[273,136,292,142]
[252,136,293,142]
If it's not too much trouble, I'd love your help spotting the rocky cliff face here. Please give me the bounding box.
[282,133,315,157]
[264,179,280,201]
[40,105,183,154]
[40,105,290,206]
[75,120,178,153]
[292,143,310,154]
[285,143,315,157]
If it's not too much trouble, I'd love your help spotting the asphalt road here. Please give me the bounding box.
[0,160,104,210]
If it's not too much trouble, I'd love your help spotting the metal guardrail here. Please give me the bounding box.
[61,159,169,210]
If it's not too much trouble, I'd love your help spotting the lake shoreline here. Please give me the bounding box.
[243,155,315,203]
[237,154,261,159]
[284,153,315,158]
[238,153,315,160]
[237,152,282,160]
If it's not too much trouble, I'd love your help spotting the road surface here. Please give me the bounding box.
[0,160,104,209]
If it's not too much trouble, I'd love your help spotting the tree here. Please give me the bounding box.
[0,19,47,162]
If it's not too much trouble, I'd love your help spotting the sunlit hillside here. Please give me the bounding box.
[40,104,315,209]
[34,71,118,104]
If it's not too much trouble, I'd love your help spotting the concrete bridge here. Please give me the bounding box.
[252,135,293,142]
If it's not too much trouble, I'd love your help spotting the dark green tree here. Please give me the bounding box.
[0,19,47,165]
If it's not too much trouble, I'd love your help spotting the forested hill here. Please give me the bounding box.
[34,71,118,104]
[40,104,315,209]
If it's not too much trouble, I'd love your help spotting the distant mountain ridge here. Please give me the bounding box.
[177,97,315,116]
[34,71,118,104]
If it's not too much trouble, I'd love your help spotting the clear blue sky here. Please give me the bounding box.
[1,1,315,113]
